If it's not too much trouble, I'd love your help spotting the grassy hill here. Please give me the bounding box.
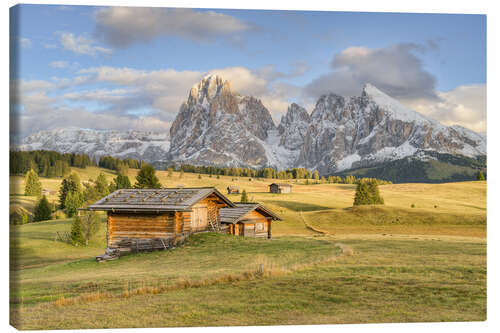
[9,166,486,329]
[336,152,486,183]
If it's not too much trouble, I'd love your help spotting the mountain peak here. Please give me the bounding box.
[189,74,232,103]
[361,83,437,125]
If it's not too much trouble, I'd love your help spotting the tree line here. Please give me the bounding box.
[10,150,95,177]
[10,150,143,178]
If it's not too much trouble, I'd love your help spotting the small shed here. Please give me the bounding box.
[219,203,282,238]
[269,183,292,194]
[86,187,235,251]
[227,185,240,194]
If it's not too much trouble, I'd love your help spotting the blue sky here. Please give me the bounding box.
[10,4,487,139]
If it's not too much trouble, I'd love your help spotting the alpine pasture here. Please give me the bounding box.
[10,166,486,329]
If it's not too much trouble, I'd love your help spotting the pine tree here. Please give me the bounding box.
[134,164,162,189]
[367,180,384,205]
[70,216,85,246]
[167,168,174,178]
[65,191,84,217]
[240,189,249,203]
[33,195,52,221]
[112,174,131,191]
[94,173,109,197]
[313,170,319,181]
[477,171,485,181]
[353,182,370,206]
[58,173,82,209]
[24,169,42,197]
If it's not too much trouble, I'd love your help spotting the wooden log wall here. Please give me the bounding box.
[107,212,175,248]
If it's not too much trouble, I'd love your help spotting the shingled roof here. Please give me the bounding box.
[86,187,234,212]
[219,203,282,224]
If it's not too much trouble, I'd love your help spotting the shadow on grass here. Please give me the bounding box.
[266,200,332,212]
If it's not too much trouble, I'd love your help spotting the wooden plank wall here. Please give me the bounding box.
[239,210,272,238]
[191,194,227,232]
[107,212,175,248]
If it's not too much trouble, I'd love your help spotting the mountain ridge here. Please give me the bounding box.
[15,75,486,181]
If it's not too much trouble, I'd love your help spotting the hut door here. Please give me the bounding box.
[192,207,208,231]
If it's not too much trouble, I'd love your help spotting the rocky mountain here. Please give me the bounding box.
[17,128,170,162]
[290,84,486,175]
[16,76,486,182]
[168,75,278,167]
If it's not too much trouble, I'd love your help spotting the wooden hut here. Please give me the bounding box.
[269,183,292,194]
[86,187,235,252]
[227,185,240,194]
[219,203,282,238]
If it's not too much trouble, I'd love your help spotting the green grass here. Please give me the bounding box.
[9,167,487,329]
[11,229,341,306]
[11,236,486,329]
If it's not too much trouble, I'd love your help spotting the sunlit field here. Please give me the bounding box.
[10,167,486,329]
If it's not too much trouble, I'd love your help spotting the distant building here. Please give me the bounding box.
[269,183,292,194]
[227,185,240,194]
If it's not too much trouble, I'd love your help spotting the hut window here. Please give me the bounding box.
[256,223,265,231]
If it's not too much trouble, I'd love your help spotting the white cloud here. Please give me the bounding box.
[12,64,299,139]
[50,61,69,68]
[403,84,486,133]
[94,7,252,47]
[59,32,112,56]
[19,37,32,48]
[49,61,80,70]
[305,43,438,100]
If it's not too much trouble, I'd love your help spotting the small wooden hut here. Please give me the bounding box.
[269,183,292,194]
[219,203,282,238]
[227,185,240,194]
[86,187,234,252]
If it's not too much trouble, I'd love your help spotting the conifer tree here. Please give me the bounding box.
[70,216,85,246]
[111,174,131,191]
[65,191,84,217]
[33,195,52,221]
[134,164,162,189]
[477,171,485,181]
[58,173,82,209]
[94,173,109,197]
[353,182,370,206]
[367,180,384,204]
[24,169,42,197]
[240,189,249,203]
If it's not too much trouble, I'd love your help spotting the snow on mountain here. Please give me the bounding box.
[292,83,486,174]
[17,128,170,162]
[168,74,278,167]
[16,79,486,176]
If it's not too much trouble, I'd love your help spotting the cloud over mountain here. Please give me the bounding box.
[305,43,438,100]
[94,7,253,47]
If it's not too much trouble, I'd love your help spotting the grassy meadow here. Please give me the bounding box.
[9,166,487,329]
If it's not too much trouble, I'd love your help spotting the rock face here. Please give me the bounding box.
[277,103,310,150]
[18,128,170,162]
[168,75,277,167]
[17,77,486,178]
[292,84,486,174]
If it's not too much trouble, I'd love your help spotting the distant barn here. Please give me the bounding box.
[227,185,240,194]
[269,183,292,194]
